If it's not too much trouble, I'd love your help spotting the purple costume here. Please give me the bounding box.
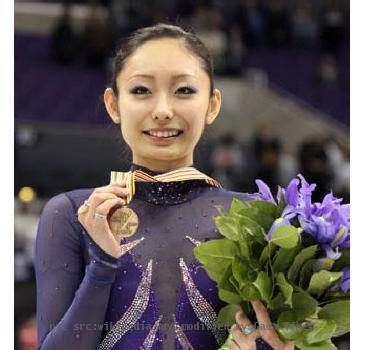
[35,163,271,350]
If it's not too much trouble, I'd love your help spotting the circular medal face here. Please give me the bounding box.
[109,207,139,238]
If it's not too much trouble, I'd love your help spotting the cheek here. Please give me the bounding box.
[177,102,207,134]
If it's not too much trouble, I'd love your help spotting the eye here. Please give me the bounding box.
[176,86,197,95]
[130,86,151,95]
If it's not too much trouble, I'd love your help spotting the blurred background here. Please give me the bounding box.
[14,0,350,349]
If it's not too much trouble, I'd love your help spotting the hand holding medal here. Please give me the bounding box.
[76,182,133,258]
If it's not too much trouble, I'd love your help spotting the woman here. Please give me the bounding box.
[35,24,294,350]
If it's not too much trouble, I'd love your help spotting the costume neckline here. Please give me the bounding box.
[129,163,195,176]
[128,163,209,206]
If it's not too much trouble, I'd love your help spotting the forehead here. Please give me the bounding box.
[119,38,206,80]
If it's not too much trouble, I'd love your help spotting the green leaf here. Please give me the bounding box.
[237,238,251,259]
[215,216,242,241]
[193,239,239,283]
[292,290,318,321]
[304,319,337,345]
[218,265,242,304]
[232,257,249,287]
[332,249,350,272]
[216,304,242,327]
[229,198,248,215]
[253,271,272,306]
[295,338,337,350]
[318,300,350,337]
[288,245,318,284]
[247,199,278,219]
[270,293,291,318]
[299,259,316,289]
[270,225,299,248]
[277,310,303,340]
[259,245,270,265]
[273,245,301,273]
[234,214,267,246]
[277,273,293,308]
[239,283,261,301]
[307,271,343,296]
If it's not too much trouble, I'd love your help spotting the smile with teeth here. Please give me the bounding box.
[144,130,183,138]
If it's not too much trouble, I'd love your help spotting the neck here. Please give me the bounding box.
[132,157,194,173]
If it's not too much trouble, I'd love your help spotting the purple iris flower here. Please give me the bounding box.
[285,178,300,207]
[311,193,343,217]
[341,266,350,292]
[322,244,341,260]
[246,179,277,204]
[297,174,317,219]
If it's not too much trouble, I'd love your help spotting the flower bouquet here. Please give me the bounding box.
[193,175,350,350]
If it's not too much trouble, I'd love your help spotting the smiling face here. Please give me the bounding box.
[104,38,221,172]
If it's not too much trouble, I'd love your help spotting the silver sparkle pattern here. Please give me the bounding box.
[173,314,194,350]
[98,260,153,350]
[120,237,145,256]
[179,258,226,346]
[139,315,163,350]
[185,235,203,247]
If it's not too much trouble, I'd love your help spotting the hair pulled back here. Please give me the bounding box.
[110,23,215,97]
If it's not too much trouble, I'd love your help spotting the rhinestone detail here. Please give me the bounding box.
[139,315,163,350]
[172,314,194,350]
[185,235,203,247]
[97,260,153,350]
[120,237,145,256]
[179,258,226,346]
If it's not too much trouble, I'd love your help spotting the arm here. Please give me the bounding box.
[35,193,119,350]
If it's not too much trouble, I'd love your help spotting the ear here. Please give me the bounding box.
[104,88,121,124]
[205,88,222,125]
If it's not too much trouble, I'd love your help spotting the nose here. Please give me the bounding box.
[152,94,173,120]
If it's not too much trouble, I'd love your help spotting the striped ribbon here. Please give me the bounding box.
[110,167,222,205]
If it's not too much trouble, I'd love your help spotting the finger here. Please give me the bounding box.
[95,197,124,216]
[227,339,241,350]
[251,300,283,349]
[84,198,122,232]
[235,311,260,340]
[86,196,124,224]
[230,324,248,348]
[93,185,130,198]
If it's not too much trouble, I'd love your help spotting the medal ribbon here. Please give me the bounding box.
[110,167,222,205]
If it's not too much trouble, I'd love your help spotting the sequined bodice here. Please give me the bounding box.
[34,163,251,350]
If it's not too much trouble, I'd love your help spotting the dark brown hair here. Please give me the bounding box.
[110,23,215,96]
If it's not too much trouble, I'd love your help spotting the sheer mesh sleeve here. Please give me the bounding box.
[34,192,119,350]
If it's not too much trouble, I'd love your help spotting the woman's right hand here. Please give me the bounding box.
[77,182,129,258]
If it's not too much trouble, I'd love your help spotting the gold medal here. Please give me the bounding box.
[109,206,139,239]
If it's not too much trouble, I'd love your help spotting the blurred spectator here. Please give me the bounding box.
[265,0,291,48]
[82,4,114,67]
[291,2,318,48]
[50,5,79,65]
[209,133,246,191]
[194,7,228,74]
[319,0,345,53]
[252,121,281,192]
[325,136,350,202]
[17,316,37,350]
[315,54,339,84]
[278,152,298,188]
[225,24,247,76]
[298,132,332,201]
[232,0,266,49]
